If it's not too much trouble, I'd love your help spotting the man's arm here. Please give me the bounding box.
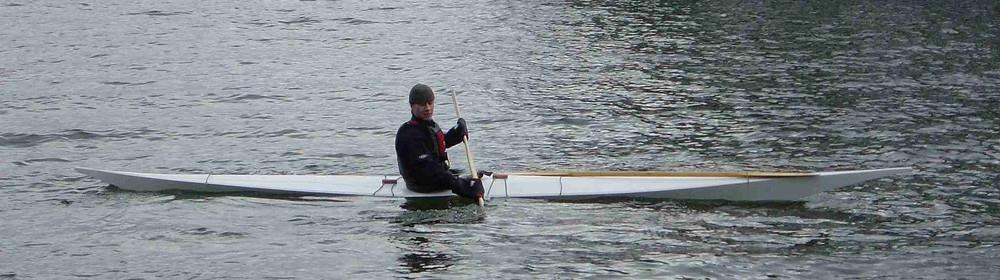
[444,118,467,148]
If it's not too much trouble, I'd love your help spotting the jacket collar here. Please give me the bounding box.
[410,115,437,127]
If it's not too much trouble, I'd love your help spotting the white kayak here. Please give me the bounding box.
[75,167,911,201]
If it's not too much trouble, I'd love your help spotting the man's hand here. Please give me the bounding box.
[453,176,485,199]
[456,118,468,137]
[470,178,485,198]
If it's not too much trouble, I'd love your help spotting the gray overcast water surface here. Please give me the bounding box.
[2,0,998,278]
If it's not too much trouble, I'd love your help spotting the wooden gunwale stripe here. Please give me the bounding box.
[505,171,816,178]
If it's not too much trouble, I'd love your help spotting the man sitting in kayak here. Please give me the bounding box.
[395,84,484,200]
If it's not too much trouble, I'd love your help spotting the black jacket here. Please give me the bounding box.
[395,116,465,192]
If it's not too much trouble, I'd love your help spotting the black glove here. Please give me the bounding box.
[470,178,484,198]
[456,118,468,137]
[477,170,493,177]
[452,176,484,200]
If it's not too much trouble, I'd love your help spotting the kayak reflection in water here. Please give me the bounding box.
[394,83,484,201]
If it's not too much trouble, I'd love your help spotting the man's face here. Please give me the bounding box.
[411,101,434,120]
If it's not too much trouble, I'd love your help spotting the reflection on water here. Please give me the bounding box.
[400,197,454,211]
[391,202,485,275]
[394,200,485,226]
[397,236,454,273]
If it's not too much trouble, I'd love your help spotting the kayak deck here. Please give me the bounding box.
[75,167,911,201]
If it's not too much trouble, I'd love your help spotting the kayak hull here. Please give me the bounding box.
[76,167,911,201]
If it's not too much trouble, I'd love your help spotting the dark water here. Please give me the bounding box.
[2,0,998,278]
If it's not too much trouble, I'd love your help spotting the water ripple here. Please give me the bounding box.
[0,129,155,148]
[122,10,191,17]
